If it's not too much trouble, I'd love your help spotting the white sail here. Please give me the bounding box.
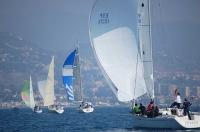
[89,0,147,102]
[44,56,55,106]
[137,0,154,98]
[29,76,35,109]
[37,80,46,100]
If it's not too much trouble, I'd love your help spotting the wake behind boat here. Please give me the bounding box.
[89,0,200,129]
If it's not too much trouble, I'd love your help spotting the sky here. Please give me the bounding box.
[151,0,200,60]
[0,0,95,51]
[0,0,200,59]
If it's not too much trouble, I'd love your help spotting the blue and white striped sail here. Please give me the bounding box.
[62,49,76,101]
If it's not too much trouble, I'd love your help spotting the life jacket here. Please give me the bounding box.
[134,105,141,113]
[147,104,154,112]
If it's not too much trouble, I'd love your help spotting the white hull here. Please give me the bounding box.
[79,102,94,113]
[48,106,64,114]
[34,109,43,113]
[132,113,200,129]
[49,109,64,114]
[81,107,94,113]
[55,109,64,114]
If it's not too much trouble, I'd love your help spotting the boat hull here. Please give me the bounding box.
[81,107,94,113]
[48,106,64,114]
[79,102,94,113]
[132,114,200,129]
[133,115,182,129]
[34,109,42,113]
[55,109,64,114]
[48,108,64,114]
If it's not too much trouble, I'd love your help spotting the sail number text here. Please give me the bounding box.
[98,13,109,24]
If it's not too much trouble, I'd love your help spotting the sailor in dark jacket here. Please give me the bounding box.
[183,98,192,120]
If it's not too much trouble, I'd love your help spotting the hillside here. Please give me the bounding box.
[0,32,116,103]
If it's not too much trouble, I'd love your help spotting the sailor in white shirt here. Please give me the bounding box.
[170,92,182,108]
[176,93,182,104]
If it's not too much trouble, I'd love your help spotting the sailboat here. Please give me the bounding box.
[62,47,94,113]
[21,76,42,113]
[43,56,64,114]
[89,0,200,129]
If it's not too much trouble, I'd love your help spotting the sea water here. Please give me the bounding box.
[0,106,199,132]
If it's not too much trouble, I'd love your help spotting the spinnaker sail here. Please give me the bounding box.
[62,48,82,102]
[89,0,147,102]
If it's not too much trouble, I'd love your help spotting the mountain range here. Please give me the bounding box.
[1,31,199,104]
[0,32,115,103]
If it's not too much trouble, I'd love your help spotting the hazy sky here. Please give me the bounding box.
[0,0,200,59]
[151,0,200,60]
[0,0,95,51]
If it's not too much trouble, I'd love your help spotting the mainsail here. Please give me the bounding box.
[21,76,35,109]
[89,0,147,102]
[62,48,82,101]
[44,56,55,106]
[137,0,154,98]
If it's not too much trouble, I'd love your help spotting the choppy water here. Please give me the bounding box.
[0,106,199,132]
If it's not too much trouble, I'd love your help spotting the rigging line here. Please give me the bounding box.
[134,50,139,100]
[134,30,140,101]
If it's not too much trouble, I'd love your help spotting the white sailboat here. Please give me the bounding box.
[21,76,42,113]
[89,0,200,129]
[62,47,94,113]
[43,56,64,114]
